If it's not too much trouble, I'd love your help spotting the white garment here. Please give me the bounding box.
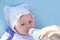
[0,31,34,40]
[12,33,34,40]
[0,32,10,40]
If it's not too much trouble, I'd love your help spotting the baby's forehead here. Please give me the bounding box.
[18,14,33,22]
[20,14,33,19]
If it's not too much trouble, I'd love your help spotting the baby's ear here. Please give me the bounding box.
[4,5,10,25]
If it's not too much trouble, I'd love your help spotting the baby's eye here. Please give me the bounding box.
[21,23,25,26]
[29,21,32,23]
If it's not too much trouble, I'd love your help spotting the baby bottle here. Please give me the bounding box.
[28,28,48,40]
[28,28,60,40]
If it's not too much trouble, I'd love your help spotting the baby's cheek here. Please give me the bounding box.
[31,23,34,28]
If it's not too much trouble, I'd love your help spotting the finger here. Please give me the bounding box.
[38,27,57,39]
[48,32,60,38]
[37,25,59,39]
[40,30,56,39]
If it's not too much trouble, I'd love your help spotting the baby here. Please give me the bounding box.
[1,3,60,40]
[1,4,34,40]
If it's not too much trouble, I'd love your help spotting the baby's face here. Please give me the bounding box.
[14,14,34,35]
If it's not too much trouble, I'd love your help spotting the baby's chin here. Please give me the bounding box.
[19,31,29,35]
[21,33,28,35]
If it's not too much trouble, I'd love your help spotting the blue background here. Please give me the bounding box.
[0,0,60,37]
